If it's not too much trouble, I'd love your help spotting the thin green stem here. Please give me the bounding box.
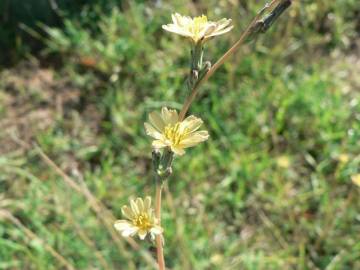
[155,183,165,270]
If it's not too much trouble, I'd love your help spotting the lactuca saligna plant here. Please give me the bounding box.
[114,1,292,269]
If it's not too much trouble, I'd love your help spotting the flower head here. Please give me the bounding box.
[352,174,360,187]
[338,154,350,164]
[162,13,233,44]
[276,155,290,168]
[114,197,162,240]
[145,107,209,156]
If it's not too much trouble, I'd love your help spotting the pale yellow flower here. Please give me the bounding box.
[276,155,290,168]
[144,107,209,156]
[114,197,162,240]
[351,174,360,187]
[162,13,233,44]
[338,154,349,164]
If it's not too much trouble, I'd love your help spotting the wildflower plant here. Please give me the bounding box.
[114,1,292,269]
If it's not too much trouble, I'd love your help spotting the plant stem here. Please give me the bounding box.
[155,183,165,270]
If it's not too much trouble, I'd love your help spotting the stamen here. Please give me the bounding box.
[134,214,152,230]
[164,123,188,146]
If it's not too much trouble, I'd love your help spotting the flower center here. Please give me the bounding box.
[189,15,208,40]
[133,214,152,230]
[164,122,188,146]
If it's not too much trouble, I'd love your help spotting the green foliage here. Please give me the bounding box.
[1,0,359,269]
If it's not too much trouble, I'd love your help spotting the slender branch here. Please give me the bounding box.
[155,184,162,219]
[155,184,165,270]
[152,148,172,269]
[179,0,291,120]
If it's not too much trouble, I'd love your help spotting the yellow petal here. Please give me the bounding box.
[149,111,165,131]
[161,107,178,125]
[121,206,134,219]
[208,25,234,38]
[122,226,138,237]
[147,208,155,220]
[130,199,139,215]
[215,18,232,31]
[144,123,163,139]
[162,25,192,37]
[180,131,209,148]
[114,220,132,231]
[136,197,144,212]
[152,139,168,149]
[171,13,178,24]
[177,13,192,26]
[181,116,203,133]
[171,146,185,156]
[144,196,151,210]
[201,24,216,38]
[352,174,360,187]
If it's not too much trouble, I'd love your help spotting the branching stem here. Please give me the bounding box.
[179,0,290,120]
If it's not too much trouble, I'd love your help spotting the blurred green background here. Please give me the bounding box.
[0,0,359,269]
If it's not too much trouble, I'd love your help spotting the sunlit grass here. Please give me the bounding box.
[0,0,359,269]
